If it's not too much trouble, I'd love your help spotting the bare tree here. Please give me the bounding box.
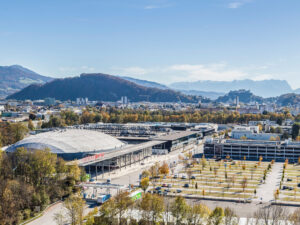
[53,210,66,225]
[224,207,239,225]
[289,208,300,225]
[253,205,288,225]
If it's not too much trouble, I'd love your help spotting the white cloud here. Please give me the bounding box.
[252,74,274,81]
[228,0,253,9]
[166,63,248,82]
[112,63,257,83]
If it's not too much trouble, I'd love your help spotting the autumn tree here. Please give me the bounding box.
[140,177,150,193]
[114,191,133,225]
[171,196,188,225]
[209,207,224,225]
[186,203,211,225]
[224,207,239,225]
[98,198,117,224]
[159,162,170,176]
[289,208,300,225]
[28,119,35,130]
[139,193,165,224]
[65,194,85,225]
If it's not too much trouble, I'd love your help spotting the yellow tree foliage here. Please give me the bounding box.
[140,177,150,193]
[159,162,170,176]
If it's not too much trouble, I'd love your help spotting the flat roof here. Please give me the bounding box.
[77,140,165,166]
[152,130,200,141]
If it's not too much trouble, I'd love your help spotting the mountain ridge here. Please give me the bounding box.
[7,73,201,103]
[169,79,294,98]
[0,65,53,97]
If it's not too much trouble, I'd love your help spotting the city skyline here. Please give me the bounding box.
[1,0,300,88]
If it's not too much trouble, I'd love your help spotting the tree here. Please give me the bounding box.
[282,131,289,140]
[151,195,165,224]
[159,162,170,176]
[171,196,188,225]
[10,123,28,142]
[201,155,207,169]
[114,191,133,225]
[140,177,150,193]
[292,123,300,139]
[141,170,150,179]
[28,119,35,130]
[54,210,67,225]
[209,207,224,225]
[65,195,85,225]
[289,208,300,225]
[241,177,248,198]
[253,205,288,225]
[141,194,165,225]
[149,163,159,189]
[187,170,193,184]
[186,203,211,225]
[99,198,117,225]
[224,207,239,225]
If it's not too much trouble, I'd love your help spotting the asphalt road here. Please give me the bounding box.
[27,202,96,225]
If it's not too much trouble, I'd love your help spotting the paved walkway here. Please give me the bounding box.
[27,202,96,225]
[255,163,283,203]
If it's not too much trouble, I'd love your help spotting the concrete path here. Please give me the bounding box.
[27,202,96,225]
[255,163,283,203]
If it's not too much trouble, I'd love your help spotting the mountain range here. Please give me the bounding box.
[169,79,294,98]
[0,65,52,97]
[7,73,201,103]
[2,65,300,106]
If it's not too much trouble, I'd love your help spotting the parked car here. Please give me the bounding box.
[155,187,162,191]
[181,175,187,179]
[162,184,167,187]
[173,175,178,179]
[176,189,182,193]
[168,184,172,188]
[287,178,293,182]
[184,183,189,188]
[191,176,196,179]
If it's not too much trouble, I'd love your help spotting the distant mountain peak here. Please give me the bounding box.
[170,79,293,98]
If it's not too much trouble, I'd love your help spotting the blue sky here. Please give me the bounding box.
[1,0,300,88]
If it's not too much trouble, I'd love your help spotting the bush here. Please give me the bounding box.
[23,209,31,220]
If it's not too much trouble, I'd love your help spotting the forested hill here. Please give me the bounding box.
[216,89,264,104]
[7,73,201,103]
[0,65,53,97]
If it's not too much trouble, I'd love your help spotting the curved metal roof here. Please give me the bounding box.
[6,129,125,154]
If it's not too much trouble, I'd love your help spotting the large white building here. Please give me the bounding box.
[6,129,126,160]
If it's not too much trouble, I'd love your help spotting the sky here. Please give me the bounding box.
[1,0,300,88]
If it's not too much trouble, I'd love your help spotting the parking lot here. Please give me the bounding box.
[279,163,300,202]
[150,158,273,201]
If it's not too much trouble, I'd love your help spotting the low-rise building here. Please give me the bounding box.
[204,138,300,162]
